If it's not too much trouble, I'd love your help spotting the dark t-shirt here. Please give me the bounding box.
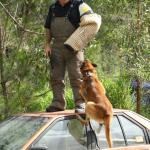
[44,0,83,29]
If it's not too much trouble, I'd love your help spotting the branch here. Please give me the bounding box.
[0,2,44,35]
[33,90,51,97]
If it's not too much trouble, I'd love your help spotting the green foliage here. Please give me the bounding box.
[103,74,133,109]
[26,91,53,112]
[65,88,75,109]
[141,105,150,119]
[0,0,149,120]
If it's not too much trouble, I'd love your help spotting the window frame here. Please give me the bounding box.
[29,115,75,146]
[28,113,150,150]
[93,114,126,149]
[116,113,149,145]
[29,114,90,150]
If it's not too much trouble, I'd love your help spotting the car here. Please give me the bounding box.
[0,109,150,150]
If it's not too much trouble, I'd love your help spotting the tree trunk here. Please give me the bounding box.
[136,78,141,113]
[0,27,9,117]
[137,0,141,48]
[135,0,141,114]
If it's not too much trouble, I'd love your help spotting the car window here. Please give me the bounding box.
[118,115,146,146]
[0,116,49,150]
[32,118,89,150]
[90,116,126,149]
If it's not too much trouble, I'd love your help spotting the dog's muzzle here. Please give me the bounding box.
[84,71,93,78]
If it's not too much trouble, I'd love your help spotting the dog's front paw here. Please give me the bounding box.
[76,113,89,126]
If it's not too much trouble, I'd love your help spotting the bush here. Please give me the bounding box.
[26,91,53,112]
[103,75,133,110]
[66,88,75,109]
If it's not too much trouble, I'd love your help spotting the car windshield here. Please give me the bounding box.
[0,115,49,150]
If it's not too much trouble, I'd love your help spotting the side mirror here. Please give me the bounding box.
[30,145,48,150]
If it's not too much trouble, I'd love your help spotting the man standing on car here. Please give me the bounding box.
[44,0,101,112]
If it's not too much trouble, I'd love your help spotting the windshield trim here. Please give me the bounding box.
[21,116,62,150]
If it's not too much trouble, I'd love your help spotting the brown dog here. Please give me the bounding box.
[77,60,113,148]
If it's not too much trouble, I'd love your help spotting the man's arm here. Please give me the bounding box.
[79,2,93,17]
[45,28,52,57]
[64,3,101,52]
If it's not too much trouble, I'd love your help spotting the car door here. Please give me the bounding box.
[118,115,148,146]
[29,114,148,150]
[91,114,148,149]
[30,115,97,150]
[91,115,126,149]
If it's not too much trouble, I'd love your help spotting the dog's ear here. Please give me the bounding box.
[92,63,97,67]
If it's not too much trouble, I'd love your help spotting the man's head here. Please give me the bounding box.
[58,0,70,6]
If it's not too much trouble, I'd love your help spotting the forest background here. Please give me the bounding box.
[0,0,149,120]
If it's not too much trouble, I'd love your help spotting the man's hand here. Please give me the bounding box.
[45,28,51,58]
[45,44,52,58]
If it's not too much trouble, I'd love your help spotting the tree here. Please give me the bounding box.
[0,0,149,119]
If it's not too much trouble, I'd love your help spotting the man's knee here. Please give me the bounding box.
[70,78,82,87]
[51,79,65,87]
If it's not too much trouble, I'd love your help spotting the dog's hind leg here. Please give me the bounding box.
[104,116,112,148]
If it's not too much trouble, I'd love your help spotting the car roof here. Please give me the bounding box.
[21,109,125,118]
[22,109,127,116]
[21,109,150,130]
